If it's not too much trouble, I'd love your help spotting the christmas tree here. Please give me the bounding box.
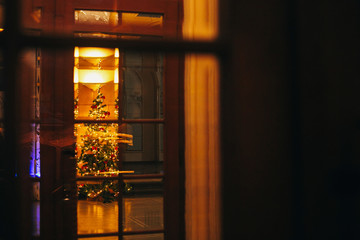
[76,88,132,203]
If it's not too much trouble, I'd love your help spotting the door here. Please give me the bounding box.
[39,46,183,240]
[73,47,181,240]
[30,1,184,239]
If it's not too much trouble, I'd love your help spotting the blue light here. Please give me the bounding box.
[30,124,41,178]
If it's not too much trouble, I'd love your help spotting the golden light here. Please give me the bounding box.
[74,67,79,83]
[74,47,79,57]
[77,69,114,91]
[79,70,114,83]
[114,68,119,84]
[82,71,104,84]
[0,28,4,32]
[79,47,114,58]
[74,47,119,87]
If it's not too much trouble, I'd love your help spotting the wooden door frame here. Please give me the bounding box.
[39,48,76,240]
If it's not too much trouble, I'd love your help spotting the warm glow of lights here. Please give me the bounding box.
[78,69,114,84]
[115,48,119,58]
[74,67,79,83]
[79,47,114,58]
[0,28,4,32]
[114,68,119,83]
[74,47,79,57]
[82,71,104,83]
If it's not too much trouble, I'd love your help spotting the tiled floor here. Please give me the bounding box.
[78,196,164,239]
[33,196,164,240]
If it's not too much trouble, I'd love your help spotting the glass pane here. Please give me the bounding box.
[123,178,163,197]
[30,123,40,177]
[74,32,118,39]
[32,8,42,24]
[21,0,218,40]
[34,49,41,119]
[123,234,164,240]
[19,48,41,178]
[123,192,164,231]
[74,47,119,120]
[122,52,163,119]
[17,48,45,238]
[75,123,134,176]
[75,10,119,26]
[77,180,119,234]
[121,12,163,30]
[122,124,164,174]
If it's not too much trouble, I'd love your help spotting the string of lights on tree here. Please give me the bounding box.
[75,87,133,203]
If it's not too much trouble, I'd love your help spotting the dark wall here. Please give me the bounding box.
[222,0,360,239]
[298,1,360,239]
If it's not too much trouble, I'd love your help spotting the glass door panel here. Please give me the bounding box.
[15,1,183,237]
[74,47,119,121]
[77,180,119,234]
[122,52,163,119]
[123,179,164,231]
[75,47,165,239]
[75,123,121,176]
[75,46,121,238]
[122,123,164,174]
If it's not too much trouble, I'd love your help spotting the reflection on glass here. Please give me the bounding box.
[75,10,119,26]
[31,8,42,24]
[123,195,163,232]
[125,124,143,151]
[122,124,164,174]
[122,52,163,119]
[75,123,132,177]
[121,12,163,29]
[30,124,40,177]
[123,234,164,240]
[75,32,117,39]
[74,47,119,120]
[77,181,119,234]
[35,49,41,119]
[78,180,119,203]
[123,178,163,196]
[28,48,40,177]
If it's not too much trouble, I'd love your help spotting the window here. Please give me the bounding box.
[0,0,221,239]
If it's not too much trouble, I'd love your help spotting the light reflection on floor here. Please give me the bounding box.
[78,196,163,234]
[81,233,164,240]
[78,200,119,234]
[32,197,163,239]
